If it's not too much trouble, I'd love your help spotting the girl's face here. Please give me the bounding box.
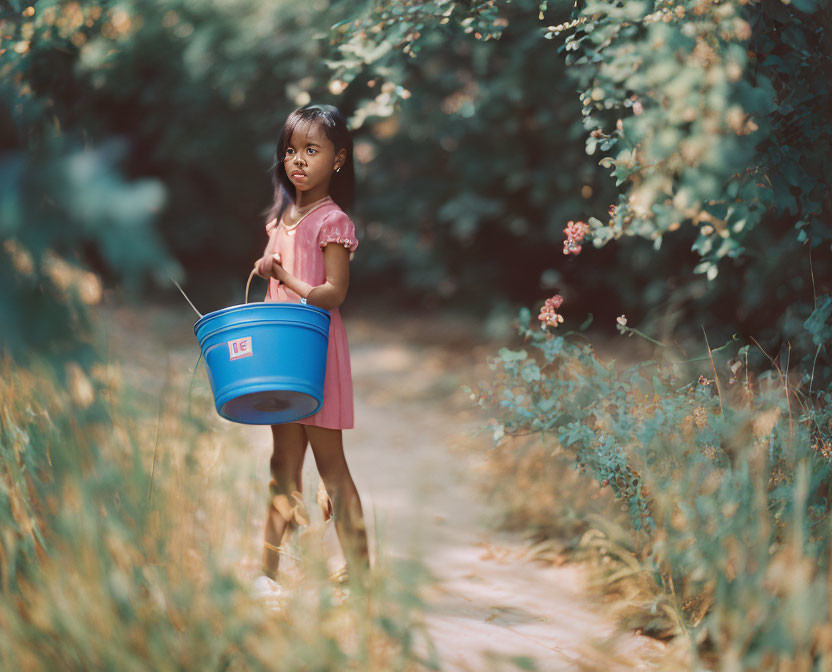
[283,120,345,198]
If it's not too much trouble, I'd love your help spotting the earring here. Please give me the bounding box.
[335,167,341,173]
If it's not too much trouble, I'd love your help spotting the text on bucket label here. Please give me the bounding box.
[228,336,253,360]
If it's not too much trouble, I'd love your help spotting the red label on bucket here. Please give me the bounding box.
[228,336,253,360]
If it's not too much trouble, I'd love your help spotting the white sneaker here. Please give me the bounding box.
[252,575,283,612]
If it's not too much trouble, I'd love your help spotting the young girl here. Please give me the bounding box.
[252,104,369,597]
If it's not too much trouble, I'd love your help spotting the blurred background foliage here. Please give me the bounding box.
[326,0,831,372]
[3,0,830,361]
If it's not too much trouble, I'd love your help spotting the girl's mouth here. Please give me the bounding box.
[292,172,307,180]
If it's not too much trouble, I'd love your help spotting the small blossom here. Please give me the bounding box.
[538,294,565,329]
[328,79,348,95]
[538,310,564,329]
[562,219,590,256]
[616,315,627,327]
[698,374,711,386]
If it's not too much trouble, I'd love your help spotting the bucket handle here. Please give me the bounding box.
[245,267,307,305]
[245,267,259,305]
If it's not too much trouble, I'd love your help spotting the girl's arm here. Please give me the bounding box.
[271,244,350,310]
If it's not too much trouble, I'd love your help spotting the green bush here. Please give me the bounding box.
[467,301,832,666]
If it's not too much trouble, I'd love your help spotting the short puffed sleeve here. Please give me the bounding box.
[265,217,278,236]
[317,209,359,253]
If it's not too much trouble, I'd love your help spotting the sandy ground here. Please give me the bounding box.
[106,300,677,672]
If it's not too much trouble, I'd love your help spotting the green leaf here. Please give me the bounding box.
[498,348,528,362]
[521,363,541,383]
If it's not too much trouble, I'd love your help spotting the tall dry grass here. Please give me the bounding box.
[0,325,437,670]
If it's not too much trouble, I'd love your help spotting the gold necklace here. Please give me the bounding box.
[282,195,333,230]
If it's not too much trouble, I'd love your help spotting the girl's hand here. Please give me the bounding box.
[268,252,286,283]
[254,252,285,281]
[254,253,274,279]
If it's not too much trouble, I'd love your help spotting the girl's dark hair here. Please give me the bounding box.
[263,103,355,226]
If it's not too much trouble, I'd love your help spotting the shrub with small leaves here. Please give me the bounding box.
[467,301,832,665]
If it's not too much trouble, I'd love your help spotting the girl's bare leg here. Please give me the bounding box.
[303,425,370,578]
[263,422,307,580]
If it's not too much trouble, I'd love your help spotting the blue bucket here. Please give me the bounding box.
[193,301,330,425]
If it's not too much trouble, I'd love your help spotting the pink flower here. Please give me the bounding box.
[548,294,564,309]
[538,294,565,329]
[562,219,590,256]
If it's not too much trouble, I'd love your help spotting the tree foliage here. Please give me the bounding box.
[330,0,831,269]
[3,0,830,358]
[327,0,831,348]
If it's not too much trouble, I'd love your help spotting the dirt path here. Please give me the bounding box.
[108,302,673,671]
[338,313,669,671]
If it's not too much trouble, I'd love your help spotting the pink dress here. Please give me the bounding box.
[264,201,358,430]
